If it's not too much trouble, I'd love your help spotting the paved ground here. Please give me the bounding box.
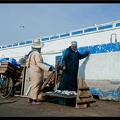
[0,96,120,117]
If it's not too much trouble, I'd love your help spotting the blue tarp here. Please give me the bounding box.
[0,58,20,68]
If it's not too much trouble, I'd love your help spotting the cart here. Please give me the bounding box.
[0,62,22,98]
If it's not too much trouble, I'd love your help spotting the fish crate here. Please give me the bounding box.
[0,62,22,79]
[45,92,76,107]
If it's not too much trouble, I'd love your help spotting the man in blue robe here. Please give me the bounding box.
[58,41,90,92]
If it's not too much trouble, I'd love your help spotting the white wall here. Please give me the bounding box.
[0,45,31,61]
[78,51,120,80]
[42,28,120,53]
[1,22,120,64]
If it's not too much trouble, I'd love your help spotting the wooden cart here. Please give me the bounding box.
[0,62,23,98]
[0,62,22,79]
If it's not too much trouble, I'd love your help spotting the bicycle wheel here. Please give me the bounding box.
[0,74,13,98]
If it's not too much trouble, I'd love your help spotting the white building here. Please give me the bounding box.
[0,20,120,101]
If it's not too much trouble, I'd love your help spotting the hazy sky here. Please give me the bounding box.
[0,3,120,45]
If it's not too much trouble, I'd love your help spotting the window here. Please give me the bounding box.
[13,43,18,47]
[19,42,25,45]
[98,24,112,30]
[26,40,32,44]
[42,37,49,41]
[2,46,6,48]
[50,36,59,40]
[7,44,12,48]
[60,33,70,38]
[116,23,120,27]
[72,30,83,35]
[84,27,97,33]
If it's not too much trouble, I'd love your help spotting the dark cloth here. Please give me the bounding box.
[26,50,33,59]
[58,46,89,92]
[26,48,41,59]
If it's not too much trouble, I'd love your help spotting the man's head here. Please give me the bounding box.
[31,39,44,49]
[71,41,77,50]
[31,38,44,53]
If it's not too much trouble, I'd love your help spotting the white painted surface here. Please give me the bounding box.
[78,52,120,80]
[0,20,120,62]
[0,45,31,61]
[41,28,120,53]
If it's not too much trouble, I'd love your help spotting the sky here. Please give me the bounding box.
[0,3,120,45]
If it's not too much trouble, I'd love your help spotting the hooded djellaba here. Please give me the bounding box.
[26,38,53,105]
[58,41,90,92]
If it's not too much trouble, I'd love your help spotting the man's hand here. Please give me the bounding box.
[63,66,66,70]
[49,66,53,71]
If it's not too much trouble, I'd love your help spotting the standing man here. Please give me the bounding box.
[58,41,90,92]
[26,39,52,105]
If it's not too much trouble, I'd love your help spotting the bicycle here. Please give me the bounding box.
[0,74,14,98]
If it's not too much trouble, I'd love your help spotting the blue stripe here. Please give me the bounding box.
[62,42,120,56]
[116,23,120,27]
[84,27,97,33]
[50,36,59,40]
[42,37,49,41]
[19,42,25,45]
[2,46,6,48]
[72,30,83,35]
[13,43,18,47]
[89,86,120,101]
[26,40,32,44]
[60,33,70,38]
[7,44,12,47]
[78,42,120,54]
[98,24,112,30]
